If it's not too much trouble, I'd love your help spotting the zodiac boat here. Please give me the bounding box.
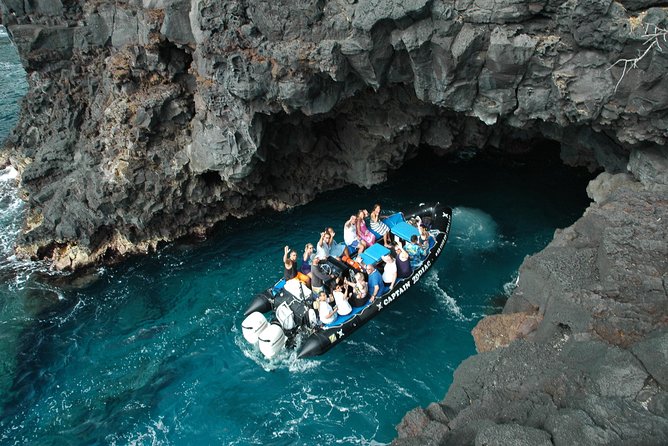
[241,203,452,359]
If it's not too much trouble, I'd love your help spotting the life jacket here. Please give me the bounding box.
[341,255,362,271]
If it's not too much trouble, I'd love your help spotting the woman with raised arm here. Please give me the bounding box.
[301,243,314,274]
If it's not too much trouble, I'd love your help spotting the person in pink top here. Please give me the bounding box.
[355,209,376,247]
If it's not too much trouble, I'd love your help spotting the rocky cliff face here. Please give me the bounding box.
[0,0,666,269]
[393,147,668,445]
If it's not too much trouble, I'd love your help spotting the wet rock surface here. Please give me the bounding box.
[0,0,666,270]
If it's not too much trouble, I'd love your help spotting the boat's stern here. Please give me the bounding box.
[243,290,273,316]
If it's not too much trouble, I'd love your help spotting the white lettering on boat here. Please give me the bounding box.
[376,223,449,313]
[412,260,431,285]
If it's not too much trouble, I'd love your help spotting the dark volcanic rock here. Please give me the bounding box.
[0,0,667,269]
[394,147,668,445]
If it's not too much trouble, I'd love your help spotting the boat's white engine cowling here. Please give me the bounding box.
[307,309,318,328]
[241,312,269,344]
[258,323,287,359]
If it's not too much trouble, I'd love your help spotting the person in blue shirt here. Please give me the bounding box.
[365,263,386,302]
[404,235,427,268]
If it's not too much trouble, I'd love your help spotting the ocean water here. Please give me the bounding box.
[0,29,593,445]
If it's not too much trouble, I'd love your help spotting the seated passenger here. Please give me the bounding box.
[419,224,435,250]
[300,243,314,275]
[369,203,391,247]
[327,226,346,258]
[346,272,368,307]
[343,214,365,256]
[405,235,427,268]
[394,241,412,279]
[317,291,337,325]
[310,257,334,294]
[356,209,376,247]
[332,279,352,316]
[381,253,397,289]
[365,263,386,302]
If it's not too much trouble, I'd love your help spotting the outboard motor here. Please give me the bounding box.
[241,312,269,344]
[306,308,318,328]
[258,323,287,358]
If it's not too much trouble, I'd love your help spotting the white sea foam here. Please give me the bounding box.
[0,165,18,181]
[56,297,84,326]
[503,272,520,296]
[421,270,471,321]
[108,417,169,446]
[0,164,56,290]
[0,166,24,261]
[452,207,500,250]
[234,328,320,373]
[382,375,417,401]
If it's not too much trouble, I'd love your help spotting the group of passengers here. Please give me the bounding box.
[281,204,434,325]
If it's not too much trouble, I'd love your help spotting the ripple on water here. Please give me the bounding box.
[420,270,470,322]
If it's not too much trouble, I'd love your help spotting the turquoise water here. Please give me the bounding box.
[0,30,593,444]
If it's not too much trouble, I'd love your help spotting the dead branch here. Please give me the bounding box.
[608,23,668,92]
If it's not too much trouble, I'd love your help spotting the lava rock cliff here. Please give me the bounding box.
[0,0,666,269]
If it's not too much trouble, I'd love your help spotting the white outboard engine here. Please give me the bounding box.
[241,312,269,344]
[258,323,287,359]
[307,308,318,328]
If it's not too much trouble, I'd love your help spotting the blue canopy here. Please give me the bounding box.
[359,243,390,265]
[391,221,419,241]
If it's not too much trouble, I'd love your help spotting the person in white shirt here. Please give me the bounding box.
[381,253,397,289]
[343,214,365,257]
[331,279,352,316]
[316,231,332,260]
[317,291,337,324]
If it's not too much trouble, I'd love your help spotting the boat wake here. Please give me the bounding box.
[421,270,471,322]
[233,325,320,373]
